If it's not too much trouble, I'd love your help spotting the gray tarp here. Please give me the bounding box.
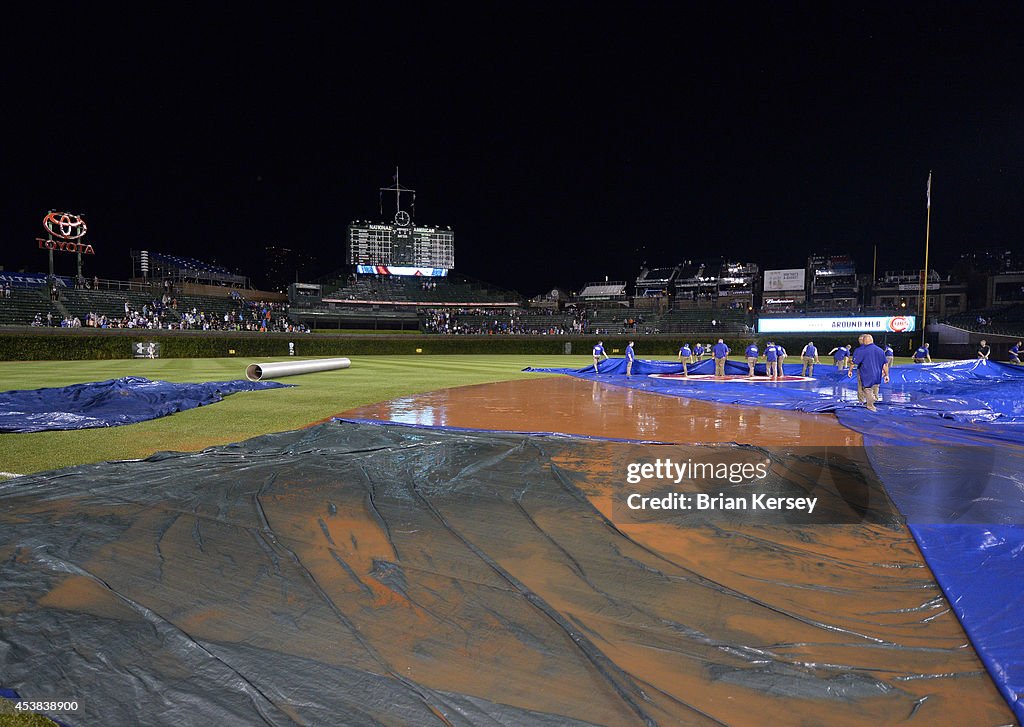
[0,421,1010,725]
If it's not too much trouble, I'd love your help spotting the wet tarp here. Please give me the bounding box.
[0,377,289,433]
[528,358,1024,721]
[0,420,1012,725]
[525,358,1024,426]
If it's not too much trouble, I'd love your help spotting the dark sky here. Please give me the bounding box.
[3,5,1023,294]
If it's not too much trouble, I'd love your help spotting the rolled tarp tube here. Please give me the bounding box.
[245,357,351,382]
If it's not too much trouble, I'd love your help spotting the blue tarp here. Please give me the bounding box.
[527,357,1024,721]
[525,358,1024,425]
[0,376,289,433]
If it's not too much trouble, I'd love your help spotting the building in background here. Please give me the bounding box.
[807,254,858,311]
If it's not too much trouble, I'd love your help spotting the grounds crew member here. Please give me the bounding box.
[744,342,759,377]
[712,338,730,377]
[677,343,692,376]
[593,340,609,373]
[800,341,819,376]
[850,334,889,412]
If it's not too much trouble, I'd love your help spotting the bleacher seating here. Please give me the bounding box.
[422,309,577,335]
[0,287,62,326]
[945,305,1024,337]
[315,273,521,306]
[50,288,294,331]
[644,309,748,335]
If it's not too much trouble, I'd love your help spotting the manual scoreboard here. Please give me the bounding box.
[348,218,454,274]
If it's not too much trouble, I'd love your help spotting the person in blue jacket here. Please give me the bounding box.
[800,341,819,376]
[713,338,730,377]
[850,334,890,412]
[625,340,635,377]
[593,340,609,373]
[677,343,692,376]
[913,343,931,363]
[1010,341,1022,364]
[694,343,705,361]
[884,343,894,368]
[829,345,849,370]
[765,341,779,380]
[744,342,759,377]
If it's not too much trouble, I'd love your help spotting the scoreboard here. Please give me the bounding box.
[348,222,454,274]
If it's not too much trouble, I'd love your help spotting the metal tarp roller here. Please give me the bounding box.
[245,357,351,381]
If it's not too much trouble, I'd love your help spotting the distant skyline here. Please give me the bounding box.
[3,5,1022,294]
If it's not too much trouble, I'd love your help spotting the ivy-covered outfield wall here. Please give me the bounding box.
[0,328,923,361]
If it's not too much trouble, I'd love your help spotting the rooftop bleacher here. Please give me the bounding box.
[136,250,249,287]
[578,282,627,300]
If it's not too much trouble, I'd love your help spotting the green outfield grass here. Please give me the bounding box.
[0,354,930,479]
[0,355,583,478]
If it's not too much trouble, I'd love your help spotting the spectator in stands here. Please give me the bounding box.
[978,340,991,361]
[625,341,635,377]
[913,343,932,363]
[850,334,889,412]
[1010,341,1022,364]
[677,343,691,376]
[744,342,759,377]
[800,341,819,377]
[713,339,730,377]
[593,340,609,373]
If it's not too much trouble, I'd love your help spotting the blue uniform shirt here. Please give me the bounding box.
[854,343,888,387]
[593,344,605,357]
[694,345,704,357]
[804,344,817,357]
[713,342,730,358]
[884,345,894,358]
[765,345,778,362]
[679,345,691,358]
[625,344,635,361]
[914,347,928,358]
[1012,344,1020,355]
[745,344,758,358]
[834,348,846,362]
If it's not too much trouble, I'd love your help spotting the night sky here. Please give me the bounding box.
[3,5,1023,295]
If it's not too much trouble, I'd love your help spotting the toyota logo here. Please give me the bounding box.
[43,211,88,241]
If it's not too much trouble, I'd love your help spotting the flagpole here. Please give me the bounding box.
[922,171,932,348]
